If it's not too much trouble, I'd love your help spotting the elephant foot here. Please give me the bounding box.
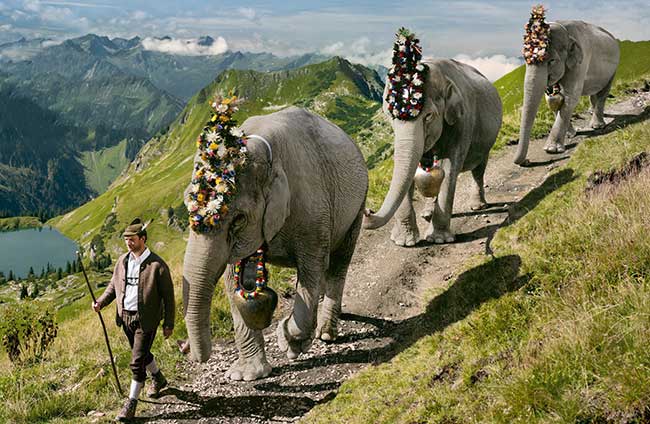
[390,220,419,247]
[567,125,577,138]
[469,197,488,211]
[425,225,455,244]
[315,318,338,342]
[590,118,606,129]
[225,356,272,381]
[544,142,566,154]
[276,317,313,360]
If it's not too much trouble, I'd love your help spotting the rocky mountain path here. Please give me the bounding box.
[143,92,650,423]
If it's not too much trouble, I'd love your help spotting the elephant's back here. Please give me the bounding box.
[425,58,502,135]
[425,58,501,104]
[242,107,369,246]
[558,20,620,61]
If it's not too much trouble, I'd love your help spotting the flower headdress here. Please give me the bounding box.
[523,4,551,65]
[186,95,248,233]
[386,27,427,120]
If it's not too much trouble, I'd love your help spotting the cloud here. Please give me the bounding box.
[320,37,392,67]
[141,36,228,56]
[453,54,522,81]
[238,7,258,22]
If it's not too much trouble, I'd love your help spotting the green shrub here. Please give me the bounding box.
[0,302,58,365]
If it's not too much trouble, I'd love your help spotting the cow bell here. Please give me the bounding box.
[414,159,445,198]
[545,84,564,112]
[232,286,278,330]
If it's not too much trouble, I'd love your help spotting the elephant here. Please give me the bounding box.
[363,59,502,246]
[182,106,368,381]
[514,20,620,165]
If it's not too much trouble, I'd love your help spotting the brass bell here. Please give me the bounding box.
[233,286,278,330]
[414,157,445,198]
[545,84,564,112]
[231,250,278,330]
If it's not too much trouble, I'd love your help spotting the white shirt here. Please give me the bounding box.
[123,248,151,311]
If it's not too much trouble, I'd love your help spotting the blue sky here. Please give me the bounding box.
[1,1,648,80]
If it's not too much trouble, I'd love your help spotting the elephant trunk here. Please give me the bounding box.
[182,231,228,362]
[364,119,424,229]
[514,64,548,165]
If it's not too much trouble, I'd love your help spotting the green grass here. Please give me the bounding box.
[79,139,130,194]
[303,116,650,424]
[0,216,41,232]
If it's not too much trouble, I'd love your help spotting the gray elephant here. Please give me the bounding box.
[182,105,368,381]
[363,32,502,245]
[514,8,620,165]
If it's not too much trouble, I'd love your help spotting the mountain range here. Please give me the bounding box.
[0,34,333,215]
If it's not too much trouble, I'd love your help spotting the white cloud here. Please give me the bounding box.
[320,37,392,67]
[131,10,147,21]
[453,54,522,81]
[141,36,228,56]
[238,7,257,22]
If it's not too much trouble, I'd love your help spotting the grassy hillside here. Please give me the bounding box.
[0,216,41,232]
[79,139,131,194]
[303,107,650,424]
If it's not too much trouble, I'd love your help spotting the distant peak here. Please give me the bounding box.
[197,36,215,46]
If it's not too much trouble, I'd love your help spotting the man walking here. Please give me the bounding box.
[93,218,175,421]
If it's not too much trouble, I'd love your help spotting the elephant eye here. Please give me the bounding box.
[231,214,247,233]
[425,112,435,122]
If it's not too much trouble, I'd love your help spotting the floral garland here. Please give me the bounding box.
[523,4,550,65]
[386,27,427,120]
[186,96,248,233]
[233,247,267,300]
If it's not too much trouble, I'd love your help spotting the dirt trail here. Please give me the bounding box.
[146,93,650,423]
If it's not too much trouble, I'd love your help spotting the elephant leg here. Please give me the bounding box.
[222,266,272,381]
[277,255,325,359]
[564,110,577,138]
[390,181,419,246]
[470,160,488,211]
[589,77,613,129]
[425,158,458,244]
[316,210,362,341]
[545,93,580,154]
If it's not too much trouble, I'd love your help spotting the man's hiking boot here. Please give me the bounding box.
[147,370,168,398]
[115,398,137,422]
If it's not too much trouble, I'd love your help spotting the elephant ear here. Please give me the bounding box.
[444,77,464,125]
[566,36,584,69]
[262,166,291,243]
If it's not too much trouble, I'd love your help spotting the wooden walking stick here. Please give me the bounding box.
[77,251,123,396]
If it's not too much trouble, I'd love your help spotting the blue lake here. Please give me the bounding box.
[0,227,78,279]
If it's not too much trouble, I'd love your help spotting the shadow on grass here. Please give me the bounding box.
[577,105,650,137]
[455,168,577,254]
[518,156,570,168]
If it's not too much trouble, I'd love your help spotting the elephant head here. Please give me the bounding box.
[514,9,584,165]
[182,132,290,362]
[363,67,464,229]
